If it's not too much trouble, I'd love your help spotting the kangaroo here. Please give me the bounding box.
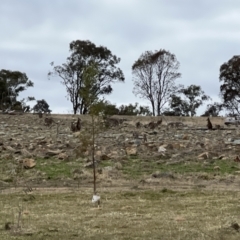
[44,117,56,127]
[71,117,81,132]
[136,121,141,128]
[207,117,213,130]
[147,118,162,130]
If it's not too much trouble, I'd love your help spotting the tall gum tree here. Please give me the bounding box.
[0,69,34,109]
[219,55,240,115]
[48,40,125,114]
[132,49,182,116]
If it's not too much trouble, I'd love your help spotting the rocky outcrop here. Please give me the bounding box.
[0,114,239,166]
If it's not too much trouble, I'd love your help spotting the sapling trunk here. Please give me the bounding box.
[92,115,97,195]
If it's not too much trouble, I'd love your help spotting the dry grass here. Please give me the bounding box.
[1,188,240,239]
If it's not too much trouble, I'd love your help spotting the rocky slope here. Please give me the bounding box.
[0,113,240,164]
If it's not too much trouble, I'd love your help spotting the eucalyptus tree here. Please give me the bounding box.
[49,40,124,114]
[166,85,211,116]
[0,69,34,109]
[132,49,182,116]
[219,55,240,114]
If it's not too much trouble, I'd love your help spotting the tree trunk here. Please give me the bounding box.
[83,106,88,114]
[73,106,77,114]
[151,101,155,116]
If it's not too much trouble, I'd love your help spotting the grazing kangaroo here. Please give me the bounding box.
[148,118,162,130]
[44,117,56,127]
[71,117,81,132]
[136,121,141,128]
[157,118,162,126]
[132,131,139,139]
[234,156,240,162]
[143,134,147,142]
[207,117,213,130]
[104,118,119,128]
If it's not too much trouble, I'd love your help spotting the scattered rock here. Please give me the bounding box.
[46,149,62,156]
[57,152,68,160]
[5,146,16,152]
[152,171,175,179]
[198,152,209,159]
[0,114,237,178]
[126,146,137,156]
[21,148,33,157]
[115,162,123,170]
[100,154,111,161]
[158,146,166,153]
[213,166,220,171]
[84,161,98,168]
[20,158,36,169]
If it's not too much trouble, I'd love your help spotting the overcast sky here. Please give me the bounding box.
[1,0,240,115]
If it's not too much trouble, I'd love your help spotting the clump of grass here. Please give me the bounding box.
[35,158,79,179]
[121,157,240,179]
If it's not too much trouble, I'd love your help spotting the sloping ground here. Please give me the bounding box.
[1,114,240,239]
[0,113,240,190]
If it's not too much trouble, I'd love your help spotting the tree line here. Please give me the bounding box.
[1,39,240,116]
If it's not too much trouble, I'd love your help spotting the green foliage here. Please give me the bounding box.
[138,105,152,116]
[118,102,152,116]
[219,55,240,114]
[161,109,178,116]
[20,96,35,112]
[98,101,152,117]
[77,103,106,156]
[79,64,108,131]
[11,101,23,111]
[78,108,105,194]
[164,94,189,116]
[77,63,109,195]
[79,63,99,113]
[167,85,211,116]
[201,102,223,116]
[32,99,52,113]
[132,49,182,116]
[118,103,139,115]
[49,40,125,114]
[0,69,34,110]
[100,100,119,117]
